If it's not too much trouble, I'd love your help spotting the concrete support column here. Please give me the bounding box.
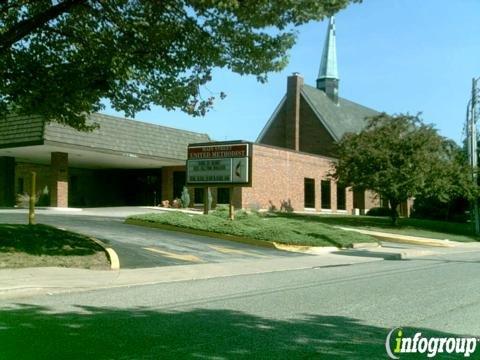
[50,152,68,207]
[0,157,15,207]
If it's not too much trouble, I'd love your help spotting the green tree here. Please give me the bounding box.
[0,0,358,130]
[333,113,477,224]
[413,140,476,222]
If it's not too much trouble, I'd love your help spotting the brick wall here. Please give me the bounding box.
[285,74,302,150]
[298,97,337,157]
[259,103,287,148]
[50,152,68,207]
[161,166,185,203]
[240,144,353,213]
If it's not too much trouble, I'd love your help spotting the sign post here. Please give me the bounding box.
[29,171,36,225]
[203,187,209,215]
[229,186,235,221]
[186,141,252,219]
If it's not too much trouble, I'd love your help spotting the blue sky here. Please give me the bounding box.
[104,0,480,145]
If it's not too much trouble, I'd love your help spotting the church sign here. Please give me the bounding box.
[186,142,252,186]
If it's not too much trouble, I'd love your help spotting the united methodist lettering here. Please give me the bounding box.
[188,144,248,159]
[186,142,251,186]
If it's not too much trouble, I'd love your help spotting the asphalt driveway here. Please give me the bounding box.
[0,209,301,269]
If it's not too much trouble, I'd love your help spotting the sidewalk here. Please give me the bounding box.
[3,238,480,300]
[0,252,387,299]
[336,226,476,248]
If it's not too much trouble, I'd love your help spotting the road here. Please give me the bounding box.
[0,210,302,268]
[1,248,480,359]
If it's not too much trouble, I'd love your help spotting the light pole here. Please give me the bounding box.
[467,77,480,235]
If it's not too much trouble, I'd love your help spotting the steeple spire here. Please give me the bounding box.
[316,16,339,103]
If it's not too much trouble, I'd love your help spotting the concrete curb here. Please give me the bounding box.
[42,207,83,212]
[55,226,120,270]
[272,243,339,254]
[88,237,120,270]
[350,242,382,249]
[141,207,203,215]
[335,226,457,248]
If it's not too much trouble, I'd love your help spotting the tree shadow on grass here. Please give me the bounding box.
[0,304,472,359]
[273,213,476,239]
[305,232,343,248]
[273,212,394,230]
[0,224,103,256]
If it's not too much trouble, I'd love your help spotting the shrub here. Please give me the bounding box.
[16,186,49,208]
[180,186,190,208]
[37,186,49,206]
[16,193,34,208]
[211,205,229,218]
[366,207,391,217]
[411,196,469,223]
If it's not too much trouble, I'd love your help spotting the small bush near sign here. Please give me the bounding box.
[181,186,190,208]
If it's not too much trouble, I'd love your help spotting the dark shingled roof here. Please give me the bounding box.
[1,113,210,161]
[0,114,44,148]
[301,84,379,141]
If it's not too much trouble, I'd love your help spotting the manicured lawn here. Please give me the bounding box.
[0,224,110,269]
[126,209,377,248]
[275,214,477,242]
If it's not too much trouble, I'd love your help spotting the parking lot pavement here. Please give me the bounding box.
[0,211,303,269]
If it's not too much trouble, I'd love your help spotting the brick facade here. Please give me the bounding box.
[299,97,337,157]
[285,74,302,151]
[161,166,185,204]
[255,73,383,214]
[259,100,287,148]
[50,152,69,207]
[240,144,353,213]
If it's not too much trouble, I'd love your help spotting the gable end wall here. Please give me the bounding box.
[258,103,287,148]
[299,97,337,157]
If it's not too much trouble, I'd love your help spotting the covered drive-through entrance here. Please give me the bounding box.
[0,113,210,208]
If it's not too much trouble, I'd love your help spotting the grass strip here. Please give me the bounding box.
[0,224,110,269]
[126,209,377,248]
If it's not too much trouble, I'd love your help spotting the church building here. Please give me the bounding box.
[0,17,398,215]
[232,17,382,213]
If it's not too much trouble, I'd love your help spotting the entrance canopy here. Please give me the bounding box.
[0,113,210,169]
[0,143,184,169]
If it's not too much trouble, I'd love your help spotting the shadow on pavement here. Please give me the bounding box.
[0,304,469,359]
[331,249,402,260]
[0,224,102,256]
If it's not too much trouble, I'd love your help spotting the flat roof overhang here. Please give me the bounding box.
[0,141,185,169]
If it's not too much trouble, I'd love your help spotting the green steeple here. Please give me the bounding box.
[316,16,339,103]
